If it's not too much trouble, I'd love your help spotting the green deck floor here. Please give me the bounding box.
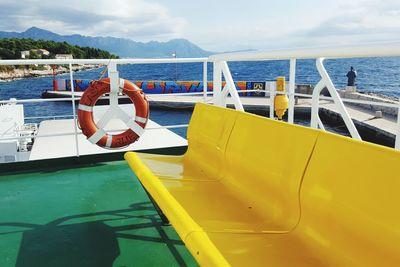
[0,161,197,267]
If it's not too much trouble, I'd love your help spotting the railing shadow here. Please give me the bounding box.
[0,202,188,267]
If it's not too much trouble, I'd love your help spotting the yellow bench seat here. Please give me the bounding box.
[132,152,290,232]
[189,132,400,267]
[125,103,400,266]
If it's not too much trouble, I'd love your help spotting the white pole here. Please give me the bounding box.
[269,82,275,119]
[107,61,119,107]
[69,63,80,157]
[310,80,325,128]
[288,58,296,124]
[264,82,269,98]
[213,61,222,106]
[203,61,208,103]
[317,116,326,131]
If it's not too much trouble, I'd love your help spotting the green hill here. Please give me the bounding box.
[0,38,119,59]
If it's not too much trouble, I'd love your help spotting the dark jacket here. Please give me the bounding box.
[346,70,357,86]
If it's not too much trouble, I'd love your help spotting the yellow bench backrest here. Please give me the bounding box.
[300,132,400,266]
[186,103,238,180]
[224,111,320,231]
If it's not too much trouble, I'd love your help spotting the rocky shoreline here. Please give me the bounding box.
[0,64,102,81]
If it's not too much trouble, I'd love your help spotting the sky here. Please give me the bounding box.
[0,0,399,52]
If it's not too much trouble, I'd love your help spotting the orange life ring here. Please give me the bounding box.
[77,78,149,149]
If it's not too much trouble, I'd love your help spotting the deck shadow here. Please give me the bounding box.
[16,221,119,267]
[5,202,190,267]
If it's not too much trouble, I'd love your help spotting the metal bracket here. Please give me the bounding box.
[212,61,244,111]
[311,58,361,140]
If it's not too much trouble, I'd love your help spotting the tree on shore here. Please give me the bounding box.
[0,38,119,59]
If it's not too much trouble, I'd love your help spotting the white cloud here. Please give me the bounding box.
[0,0,399,51]
[185,0,400,51]
[0,0,187,41]
[288,0,400,47]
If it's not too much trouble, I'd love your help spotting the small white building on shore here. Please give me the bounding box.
[21,49,50,59]
[21,51,30,59]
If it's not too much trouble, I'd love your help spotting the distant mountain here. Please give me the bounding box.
[0,27,213,58]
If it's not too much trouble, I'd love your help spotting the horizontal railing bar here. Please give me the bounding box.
[0,90,268,104]
[209,42,400,62]
[1,92,397,108]
[25,115,74,120]
[0,98,76,104]
[147,92,213,97]
[146,90,270,96]
[0,124,189,142]
[0,58,208,66]
[0,95,131,104]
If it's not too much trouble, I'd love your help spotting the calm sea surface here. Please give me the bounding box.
[0,58,399,137]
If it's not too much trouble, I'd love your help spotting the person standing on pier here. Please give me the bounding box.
[346,66,357,86]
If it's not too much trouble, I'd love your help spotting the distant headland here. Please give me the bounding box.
[0,27,213,58]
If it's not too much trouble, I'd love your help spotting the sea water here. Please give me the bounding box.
[0,58,399,138]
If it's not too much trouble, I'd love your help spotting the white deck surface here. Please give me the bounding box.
[29,105,187,160]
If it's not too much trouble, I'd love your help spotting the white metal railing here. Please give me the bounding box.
[0,58,208,66]
[0,57,208,161]
[209,42,400,149]
[1,42,400,162]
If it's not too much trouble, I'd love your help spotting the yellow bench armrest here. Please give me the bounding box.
[125,151,230,267]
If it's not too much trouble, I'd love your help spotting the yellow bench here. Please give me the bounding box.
[125,103,400,266]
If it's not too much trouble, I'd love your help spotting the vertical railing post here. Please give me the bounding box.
[317,116,326,131]
[264,82,269,98]
[213,61,222,106]
[269,82,276,119]
[395,102,400,150]
[310,80,325,129]
[203,61,208,103]
[69,63,80,157]
[107,61,119,106]
[288,58,296,124]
